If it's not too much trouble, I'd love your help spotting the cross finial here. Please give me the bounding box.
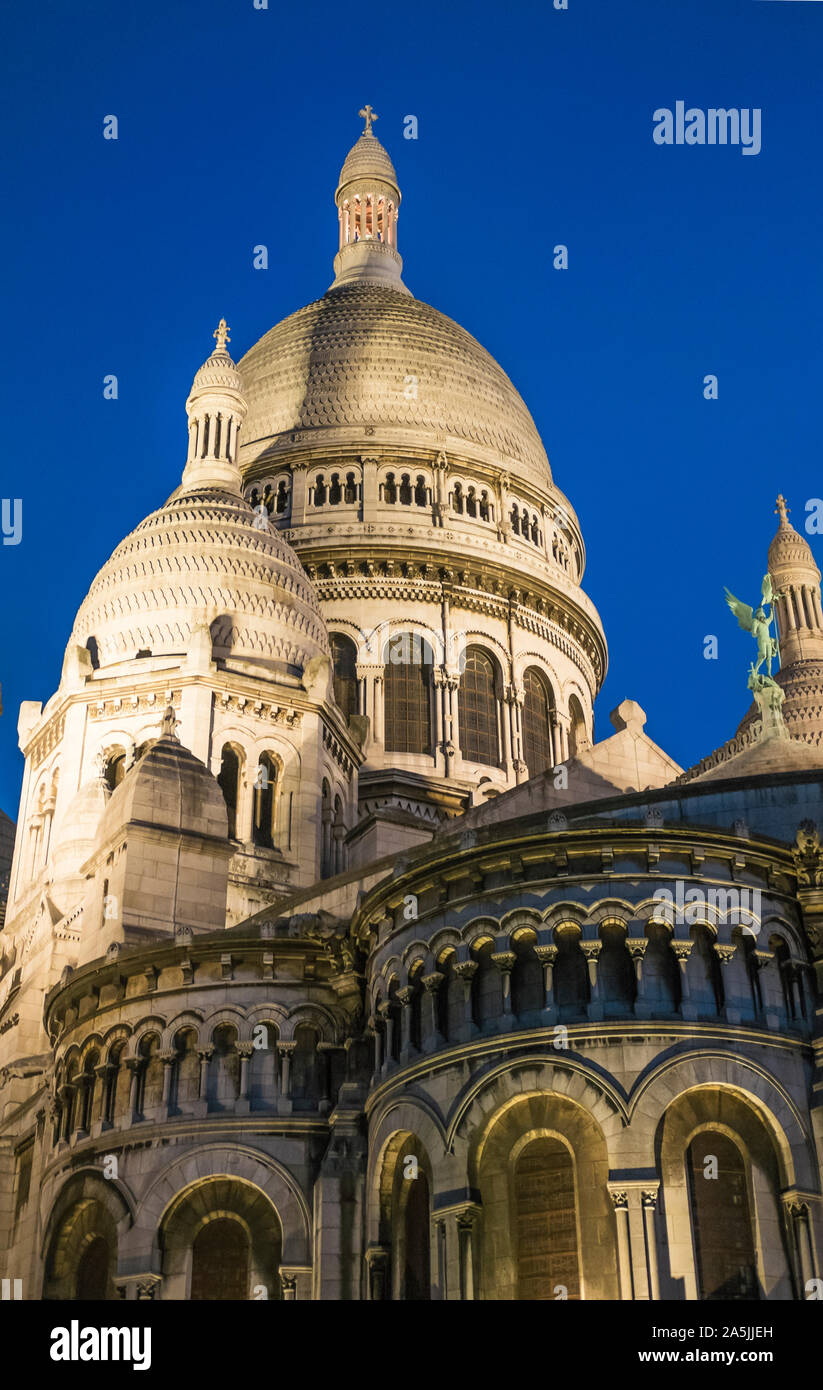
[775,494,790,524]
[213,318,230,352]
[359,104,378,135]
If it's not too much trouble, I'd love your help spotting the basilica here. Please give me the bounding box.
[1,111,822,1303]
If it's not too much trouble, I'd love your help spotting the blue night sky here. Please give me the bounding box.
[1,0,822,818]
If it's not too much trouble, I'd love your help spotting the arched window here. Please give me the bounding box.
[329,472,342,505]
[384,634,433,755]
[459,647,500,766]
[217,745,241,838]
[522,668,555,778]
[687,1132,758,1300]
[383,473,397,504]
[75,1236,111,1301]
[515,1137,581,1300]
[314,475,327,506]
[344,471,357,504]
[568,695,588,757]
[190,1218,250,1301]
[402,1169,431,1300]
[252,752,277,849]
[399,474,412,505]
[452,483,464,514]
[275,479,289,513]
[104,751,126,791]
[466,487,477,518]
[330,633,358,721]
[414,475,428,507]
[206,1025,239,1111]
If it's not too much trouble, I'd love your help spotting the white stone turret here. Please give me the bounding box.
[181,319,248,493]
[330,106,408,294]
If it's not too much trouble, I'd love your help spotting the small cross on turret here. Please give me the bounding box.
[359,104,378,135]
[213,318,231,352]
[775,493,790,523]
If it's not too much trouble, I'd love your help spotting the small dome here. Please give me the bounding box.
[191,347,244,395]
[338,130,399,192]
[97,736,228,845]
[68,486,330,674]
[769,516,818,575]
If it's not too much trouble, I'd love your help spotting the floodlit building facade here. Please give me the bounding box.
[1,116,822,1302]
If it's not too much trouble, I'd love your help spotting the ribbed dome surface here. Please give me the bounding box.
[338,132,398,189]
[238,284,551,485]
[191,348,243,394]
[69,487,329,672]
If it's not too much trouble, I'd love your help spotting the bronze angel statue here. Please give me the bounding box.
[724,573,781,681]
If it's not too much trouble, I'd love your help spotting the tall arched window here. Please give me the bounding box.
[190,1218,250,1301]
[330,633,358,721]
[75,1237,111,1301]
[459,647,500,766]
[384,634,433,754]
[687,1132,758,1300]
[522,668,555,778]
[252,752,277,849]
[217,745,241,838]
[402,1169,431,1300]
[104,751,126,791]
[515,1137,581,1299]
[568,694,588,757]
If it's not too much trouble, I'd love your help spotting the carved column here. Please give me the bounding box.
[534,944,558,1021]
[236,1041,254,1114]
[453,960,478,1041]
[714,942,740,1023]
[581,941,603,1020]
[368,1015,383,1076]
[491,951,516,1022]
[378,1000,394,1070]
[784,1198,817,1295]
[627,938,649,1016]
[642,1188,661,1300]
[396,987,414,1061]
[125,1060,142,1124]
[196,1048,212,1101]
[673,940,696,1019]
[609,1188,633,1300]
[365,1245,390,1300]
[421,971,444,1052]
[278,1041,296,1111]
[159,1050,176,1113]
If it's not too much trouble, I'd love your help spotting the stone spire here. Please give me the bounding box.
[180,320,248,495]
[768,494,823,666]
[329,107,409,294]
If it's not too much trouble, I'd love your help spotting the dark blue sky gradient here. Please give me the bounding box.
[1,0,822,816]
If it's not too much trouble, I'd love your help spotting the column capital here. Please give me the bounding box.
[421,971,444,994]
[490,951,516,974]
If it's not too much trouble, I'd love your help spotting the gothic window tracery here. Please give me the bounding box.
[330,632,358,721]
[458,647,501,766]
[687,1132,758,1300]
[522,667,555,778]
[383,633,433,754]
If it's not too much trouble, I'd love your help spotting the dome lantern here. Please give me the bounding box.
[768,493,823,666]
[181,319,248,494]
[330,107,409,294]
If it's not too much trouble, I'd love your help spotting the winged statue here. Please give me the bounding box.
[724,573,781,682]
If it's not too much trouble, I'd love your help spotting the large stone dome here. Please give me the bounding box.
[238,283,552,488]
[68,485,329,674]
